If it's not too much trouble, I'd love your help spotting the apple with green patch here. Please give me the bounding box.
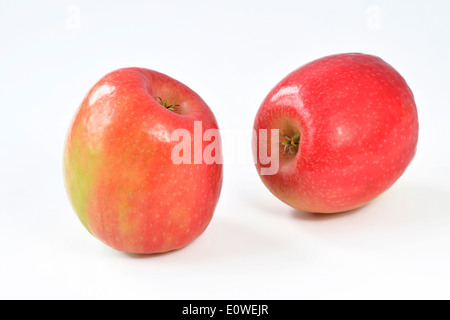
[64,68,223,253]
[253,53,419,213]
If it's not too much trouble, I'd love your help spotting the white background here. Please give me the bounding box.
[1,0,449,300]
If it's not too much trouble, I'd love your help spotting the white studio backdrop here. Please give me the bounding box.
[0,0,449,299]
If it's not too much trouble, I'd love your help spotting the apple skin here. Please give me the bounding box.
[253,53,419,213]
[64,68,223,253]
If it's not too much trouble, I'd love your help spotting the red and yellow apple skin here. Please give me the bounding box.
[253,53,419,213]
[64,68,222,253]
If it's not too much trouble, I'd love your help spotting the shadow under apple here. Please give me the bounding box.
[285,181,450,254]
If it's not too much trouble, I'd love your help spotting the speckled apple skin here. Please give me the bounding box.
[253,53,419,213]
[64,68,223,253]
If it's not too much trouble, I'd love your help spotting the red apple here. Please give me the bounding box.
[253,53,419,213]
[64,68,223,253]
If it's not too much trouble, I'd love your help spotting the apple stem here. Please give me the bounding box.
[157,97,179,112]
[279,130,300,154]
